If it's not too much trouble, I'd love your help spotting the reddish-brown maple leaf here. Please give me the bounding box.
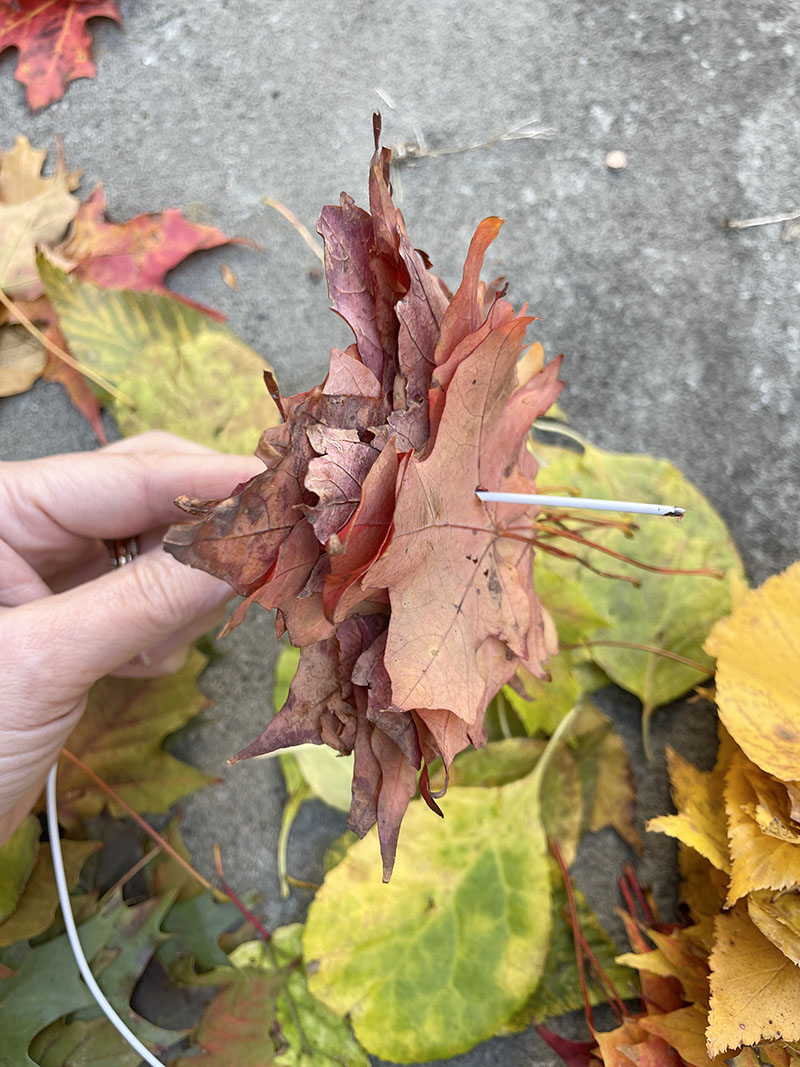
[0,0,122,111]
[165,117,563,879]
[366,318,563,725]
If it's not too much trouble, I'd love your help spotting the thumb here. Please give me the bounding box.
[7,547,235,701]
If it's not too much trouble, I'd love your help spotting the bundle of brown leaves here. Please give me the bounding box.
[165,118,564,879]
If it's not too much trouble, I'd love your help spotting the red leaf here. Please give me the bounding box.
[165,128,566,878]
[365,318,563,726]
[64,185,246,319]
[0,0,122,111]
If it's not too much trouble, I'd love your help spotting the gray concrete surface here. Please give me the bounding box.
[2,1,799,1063]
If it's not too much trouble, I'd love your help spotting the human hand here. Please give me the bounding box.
[0,431,263,845]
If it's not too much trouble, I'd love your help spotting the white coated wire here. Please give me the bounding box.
[475,491,685,518]
[46,761,166,1067]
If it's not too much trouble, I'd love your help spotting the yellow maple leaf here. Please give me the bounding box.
[647,746,730,873]
[707,902,800,1055]
[725,749,800,905]
[705,563,800,782]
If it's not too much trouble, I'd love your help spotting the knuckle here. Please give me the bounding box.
[128,555,187,630]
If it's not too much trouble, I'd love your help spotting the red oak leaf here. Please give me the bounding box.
[0,0,122,111]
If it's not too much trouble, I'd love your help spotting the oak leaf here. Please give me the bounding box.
[0,0,122,111]
[0,136,79,299]
[706,562,800,782]
[707,903,800,1055]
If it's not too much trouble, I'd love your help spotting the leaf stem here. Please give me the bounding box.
[59,747,217,895]
[213,843,313,1057]
[550,837,594,1030]
[98,844,162,907]
[0,287,135,407]
[536,524,724,578]
[562,640,710,675]
[263,197,324,263]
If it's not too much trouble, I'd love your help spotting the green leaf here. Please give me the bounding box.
[73,893,179,1033]
[0,817,40,923]
[439,738,584,866]
[303,754,554,1061]
[536,568,609,645]
[56,648,216,828]
[570,701,642,853]
[0,911,118,1066]
[504,859,637,1028]
[322,831,359,874]
[230,926,370,1067]
[0,840,100,948]
[28,1017,142,1067]
[158,891,243,973]
[150,817,204,902]
[38,256,281,453]
[504,655,581,736]
[534,442,745,732]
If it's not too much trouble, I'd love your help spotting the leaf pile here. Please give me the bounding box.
[0,135,278,448]
[643,562,800,1059]
[165,118,565,880]
[0,653,368,1067]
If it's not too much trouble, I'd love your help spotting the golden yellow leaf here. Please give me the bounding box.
[725,749,800,905]
[678,844,727,931]
[647,746,730,873]
[707,903,800,1055]
[705,563,800,782]
[748,890,800,967]
[639,1004,725,1067]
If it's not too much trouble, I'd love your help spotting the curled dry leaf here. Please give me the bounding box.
[165,119,563,879]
